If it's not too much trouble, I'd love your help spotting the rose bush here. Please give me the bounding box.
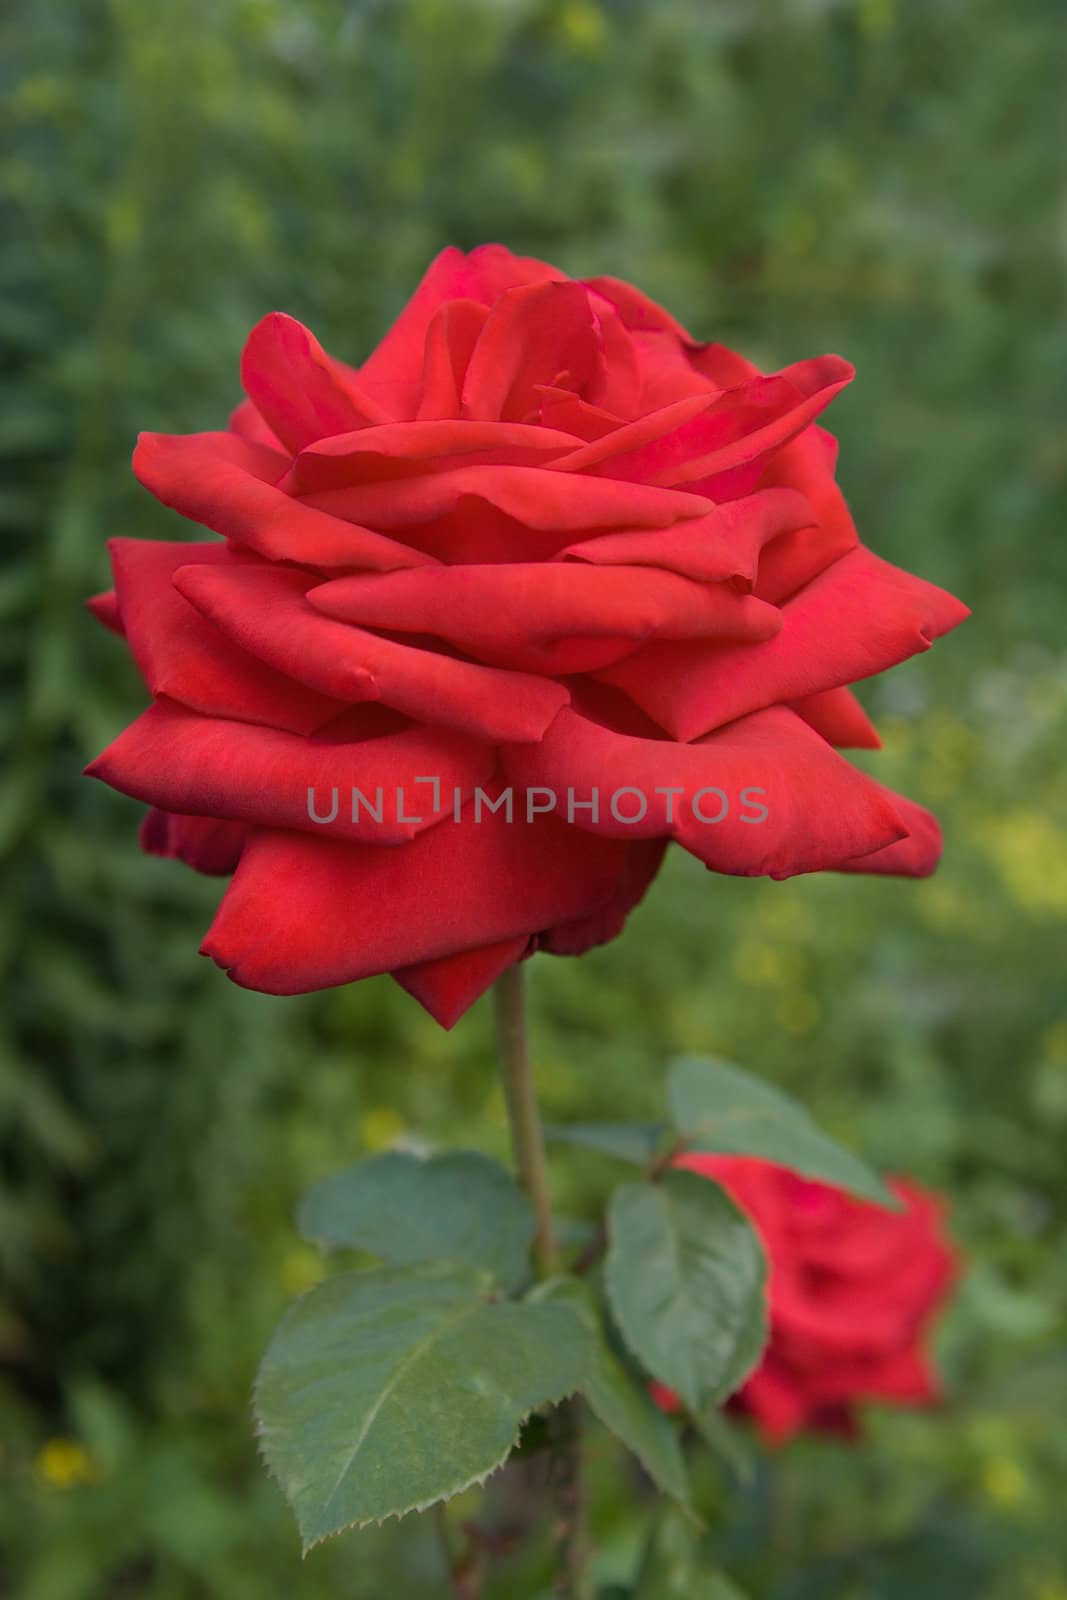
[87,244,968,1025]
[654,1154,957,1442]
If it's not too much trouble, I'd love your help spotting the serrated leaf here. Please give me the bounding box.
[606,1171,767,1413]
[537,1279,693,1512]
[297,1150,534,1291]
[255,1264,593,1550]
[668,1056,896,1208]
[634,1508,749,1599]
[545,1121,666,1165]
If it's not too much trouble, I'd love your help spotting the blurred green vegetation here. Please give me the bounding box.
[1,0,1065,1595]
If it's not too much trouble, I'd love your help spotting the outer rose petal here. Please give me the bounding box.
[201,805,626,994]
[598,546,970,741]
[537,838,668,956]
[173,561,570,743]
[86,698,495,844]
[308,563,781,676]
[133,431,434,571]
[836,788,942,877]
[140,808,247,875]
[87,589,124,636]
[752,425,859,602]
[504,705,909,878]
[108,538,344,734]
[790,687,881,749]
[241,312,395,451]
[393,937,529,1028]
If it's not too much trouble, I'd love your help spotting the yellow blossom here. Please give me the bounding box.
[982,1455,1028,1509]
[279,1247,326,1298]
[557,0,606,52]
[34,1438,95,1490]
[359,1105,406,1151]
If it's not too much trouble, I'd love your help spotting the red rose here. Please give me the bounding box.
[87,244,968,1026]
[654,1154,957,1442]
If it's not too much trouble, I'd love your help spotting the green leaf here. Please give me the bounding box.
[545,1121,666,1165]
[692,1405,756,1486]
[605,1171,767,1412]
[255,1264,593,1550]
[537,1279,693,1512]
[296,1150,534,1291]
[668,1056,897,1208]
[634,1508,749,1599]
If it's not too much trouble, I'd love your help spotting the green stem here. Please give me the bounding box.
[492,963,558,1278]
[492,963,591,1600]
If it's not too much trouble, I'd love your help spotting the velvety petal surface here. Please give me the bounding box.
[201,804,625,993]
[598,547,970,741]
[134,431,434,570]
[109,538,343,734]
[173,561,570,742]
[504,705,911,878]
[308,563,781,675]
[86,698,494,844]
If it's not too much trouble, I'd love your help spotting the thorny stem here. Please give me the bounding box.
[492,963,592,1600]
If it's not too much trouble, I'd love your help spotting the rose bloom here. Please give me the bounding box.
[653,1154,957,1442]
[87,245,967,1026]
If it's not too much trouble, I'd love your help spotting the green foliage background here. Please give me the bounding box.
[1,0,1065,1594]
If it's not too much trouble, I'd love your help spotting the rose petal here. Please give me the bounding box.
[537,838,668,955]
[548,393,715,475]
[752,425,858,602]
[537,386,622,440]
[133,431,434,571]
[790,687,881,749]
[835,788,943,877]
[228,398,285,450]
[505,705,910,879]
[598,547,970,741]
[358,244,564,399]
[560,487,814,588]
[140,807,247,876]
[281,419,583,495]
[173,561,570,743]
[583,276,694,340]
[416,299,490,421]
[569,358,853,488]
[309,563,781,675]
[87,698,494,844]
[201,803,625,993]
[298,462,713,538]
[461,281,601,423]
[393,937,529,1028]
[87,589,124,636]
[108,539,344,734]
[241,312,395,452]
